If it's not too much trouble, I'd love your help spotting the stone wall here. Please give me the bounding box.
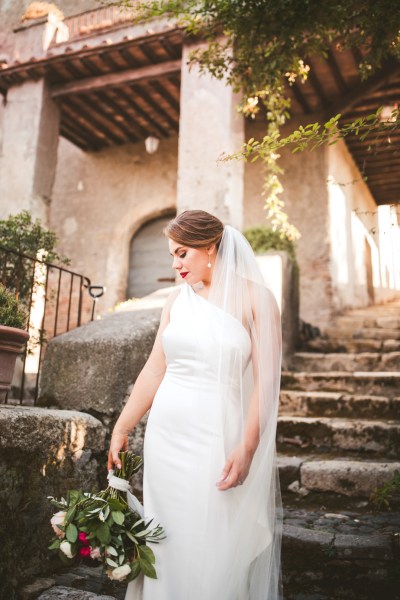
[0,405,105,600]
[50,137,178,313]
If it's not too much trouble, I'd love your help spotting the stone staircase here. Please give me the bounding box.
[278,300,400,599]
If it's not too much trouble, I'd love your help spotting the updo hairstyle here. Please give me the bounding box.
[164,210,224,250]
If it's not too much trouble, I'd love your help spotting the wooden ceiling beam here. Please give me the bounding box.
[51,59,181,98]
[306,58,330,108]
[290,81,313,114]
[130,83,179,131]
[149,80,180,113]
[326,49,348,93]
[324,57,400,119]
[159,36,181,60]
[61,103,111,147]
[357,156,400,168]
[95,90,148,141]
[66,96,127,145]
[118,87,170,137]
[60,121,95,151]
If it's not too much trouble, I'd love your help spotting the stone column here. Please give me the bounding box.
[176,42,245,229]
[0,79,60,222]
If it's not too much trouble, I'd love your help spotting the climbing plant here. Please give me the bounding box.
[107,0,400,239]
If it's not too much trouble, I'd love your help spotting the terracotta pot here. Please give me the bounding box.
[0,325,30,400]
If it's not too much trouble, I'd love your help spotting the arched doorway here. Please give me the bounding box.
[127,215,176,298]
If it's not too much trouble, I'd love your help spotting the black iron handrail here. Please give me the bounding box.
[0,245,104,404]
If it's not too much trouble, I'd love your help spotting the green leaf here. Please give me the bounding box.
[66,523,78,543]
[48,539,61,550]
[96,522,111,544]
[65,506,76,525]
[111,511,125,525]
[108,498,126,511]
[139,545,155,564]
[67,490,81,505]
[139,557,157,579]
[106,557,119,568]
[106,545,118,556]
[129,560,141,581]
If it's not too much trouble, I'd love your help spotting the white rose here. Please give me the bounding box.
[110,564,131,581]
[60,540,74,559]
[50,510,66,539]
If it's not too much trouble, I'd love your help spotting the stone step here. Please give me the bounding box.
[277,416,400,457]
[281,370,400,396]
[291,351,400,372]
[334,315,400,330]
[325,326,400,340]
[278,455,400,499]
[282,513,398,599]
[302,337,400,354]
[279,390,400,419]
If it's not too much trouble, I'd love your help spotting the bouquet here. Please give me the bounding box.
[48,452,164,582]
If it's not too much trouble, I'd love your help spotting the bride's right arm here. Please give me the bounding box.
[108,287,180,469]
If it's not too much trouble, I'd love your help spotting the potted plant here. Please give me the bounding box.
[0,284,29,401]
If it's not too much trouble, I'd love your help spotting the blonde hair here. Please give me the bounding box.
[164,210,224,250]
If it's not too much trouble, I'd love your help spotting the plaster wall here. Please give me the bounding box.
[0,0,97,56]
[244,119,333,328]
[327,140,400,307]
[327,139,378,311]
[50,135,178,312]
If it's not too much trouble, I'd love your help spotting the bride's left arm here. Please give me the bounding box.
[217,287,281,491]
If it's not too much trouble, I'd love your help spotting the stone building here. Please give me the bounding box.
[0,0,399,330]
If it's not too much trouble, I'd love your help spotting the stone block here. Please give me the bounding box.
[39,301,162,423]
[276,455,303,486]
[334,533,393,560]
[277,415,400,457]
[20,578,56,600]
[38,588,117,600]
[282,524,334,566]
[0,406,105,597]
[300,460,400,497]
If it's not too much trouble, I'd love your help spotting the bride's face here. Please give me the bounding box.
[168,238,213,285]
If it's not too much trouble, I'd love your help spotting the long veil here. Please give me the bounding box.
[195,224,283,599]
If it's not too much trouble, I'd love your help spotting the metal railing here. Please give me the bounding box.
[0,246,104,405]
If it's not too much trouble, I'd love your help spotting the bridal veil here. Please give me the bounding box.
[192,224,283,599]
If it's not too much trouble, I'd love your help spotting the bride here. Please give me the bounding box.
[108,210,283,600]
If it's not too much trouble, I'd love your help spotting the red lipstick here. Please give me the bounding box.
[180,272,189,279]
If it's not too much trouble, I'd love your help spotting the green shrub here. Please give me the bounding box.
[243,226,296,261]
[0,210,69,303]
[0,284,28,329]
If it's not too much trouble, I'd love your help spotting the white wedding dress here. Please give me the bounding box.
[126,282,256,600]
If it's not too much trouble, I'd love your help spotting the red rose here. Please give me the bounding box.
[79,546,91,557]
[78,532,90,545]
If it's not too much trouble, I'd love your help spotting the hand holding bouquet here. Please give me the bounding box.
[48,452,164,582]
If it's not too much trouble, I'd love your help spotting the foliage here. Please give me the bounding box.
[0,210,69,303]
[0,284,28,329]
[108,0,400,239]
[244,225,296,261]
[228,107,400,164]
[369,469,400,511]
[115,0,400,97]
[48,452,165,582]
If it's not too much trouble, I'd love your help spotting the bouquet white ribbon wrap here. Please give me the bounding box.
[107,470,144,518]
